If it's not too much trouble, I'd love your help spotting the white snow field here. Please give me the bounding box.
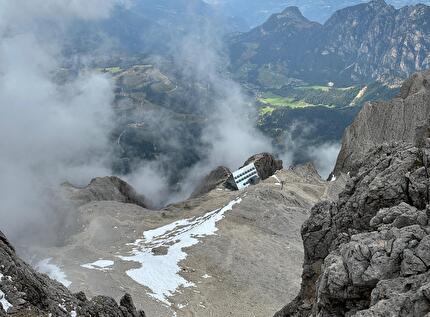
[36,258,72,287]
[118,197,242,305]
[81,260,114,271]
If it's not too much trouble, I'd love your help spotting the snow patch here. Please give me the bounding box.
[36,258,72,287]
[81,260,114,271]
[59,303,67,311]
[0,288,12,313]
[201,274,211,279]
[330,175,337,182]
[118,197,242,306]
[271,175,281,183]
[0,273,11,283]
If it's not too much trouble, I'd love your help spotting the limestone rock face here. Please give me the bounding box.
[275,142,430,317]
[334,70,430,176]
[243,153,283,180]
[0,230,145,316]
[63,176,147,208]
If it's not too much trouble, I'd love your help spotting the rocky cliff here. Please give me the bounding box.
[275,73,430,316]
[276,141,430,317]
[334,70,430,176]
[0,230,145,316]
[229,0,430,86]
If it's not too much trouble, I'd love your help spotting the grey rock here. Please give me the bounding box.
[353,272,430,317]
[333,70,430,176]
[416,235,430,267]
[370,203,428,229]
[63,176,147,208]
[0,230,145,316]
[275,141,430,317]
[242,152,283,180]
[290,163,322,183]
[190,166,233,198]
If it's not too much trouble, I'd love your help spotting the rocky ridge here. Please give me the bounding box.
[63,176,148,208]
[334,70,430,176]
[229,0,430,86]
[0,230,145,316]
[276,73,430,316]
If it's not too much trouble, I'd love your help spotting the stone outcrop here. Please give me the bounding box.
[334,70,430,176]
[289,163,321,183]
[62,176,147,208]
[190,166,233,198]
[190,153,283,197]
[275,141,430,317]
[0,230,145,316]
[243,153,283,180]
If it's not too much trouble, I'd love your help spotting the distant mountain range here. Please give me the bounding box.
[64,0,239,57]
[228,0,430,86]
[209,0,430,28]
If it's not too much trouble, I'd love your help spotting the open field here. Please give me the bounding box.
[100,66,123,74]
[257,92,333,115]
[297,85,355,92]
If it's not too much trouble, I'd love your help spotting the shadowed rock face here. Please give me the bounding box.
[0,230,145,317]
[190,166,233,198]
[275,141,430,317]
[334,70,430,176]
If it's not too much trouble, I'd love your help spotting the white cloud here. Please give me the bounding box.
[0,1,119,244]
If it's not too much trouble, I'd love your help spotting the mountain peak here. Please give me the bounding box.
[369,0,388,6]
[367,0,392,10]
[275,6,315,25]
[279,6,309,21]
[281,6,303,16]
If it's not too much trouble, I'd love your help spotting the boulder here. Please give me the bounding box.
[243,153,283,180]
